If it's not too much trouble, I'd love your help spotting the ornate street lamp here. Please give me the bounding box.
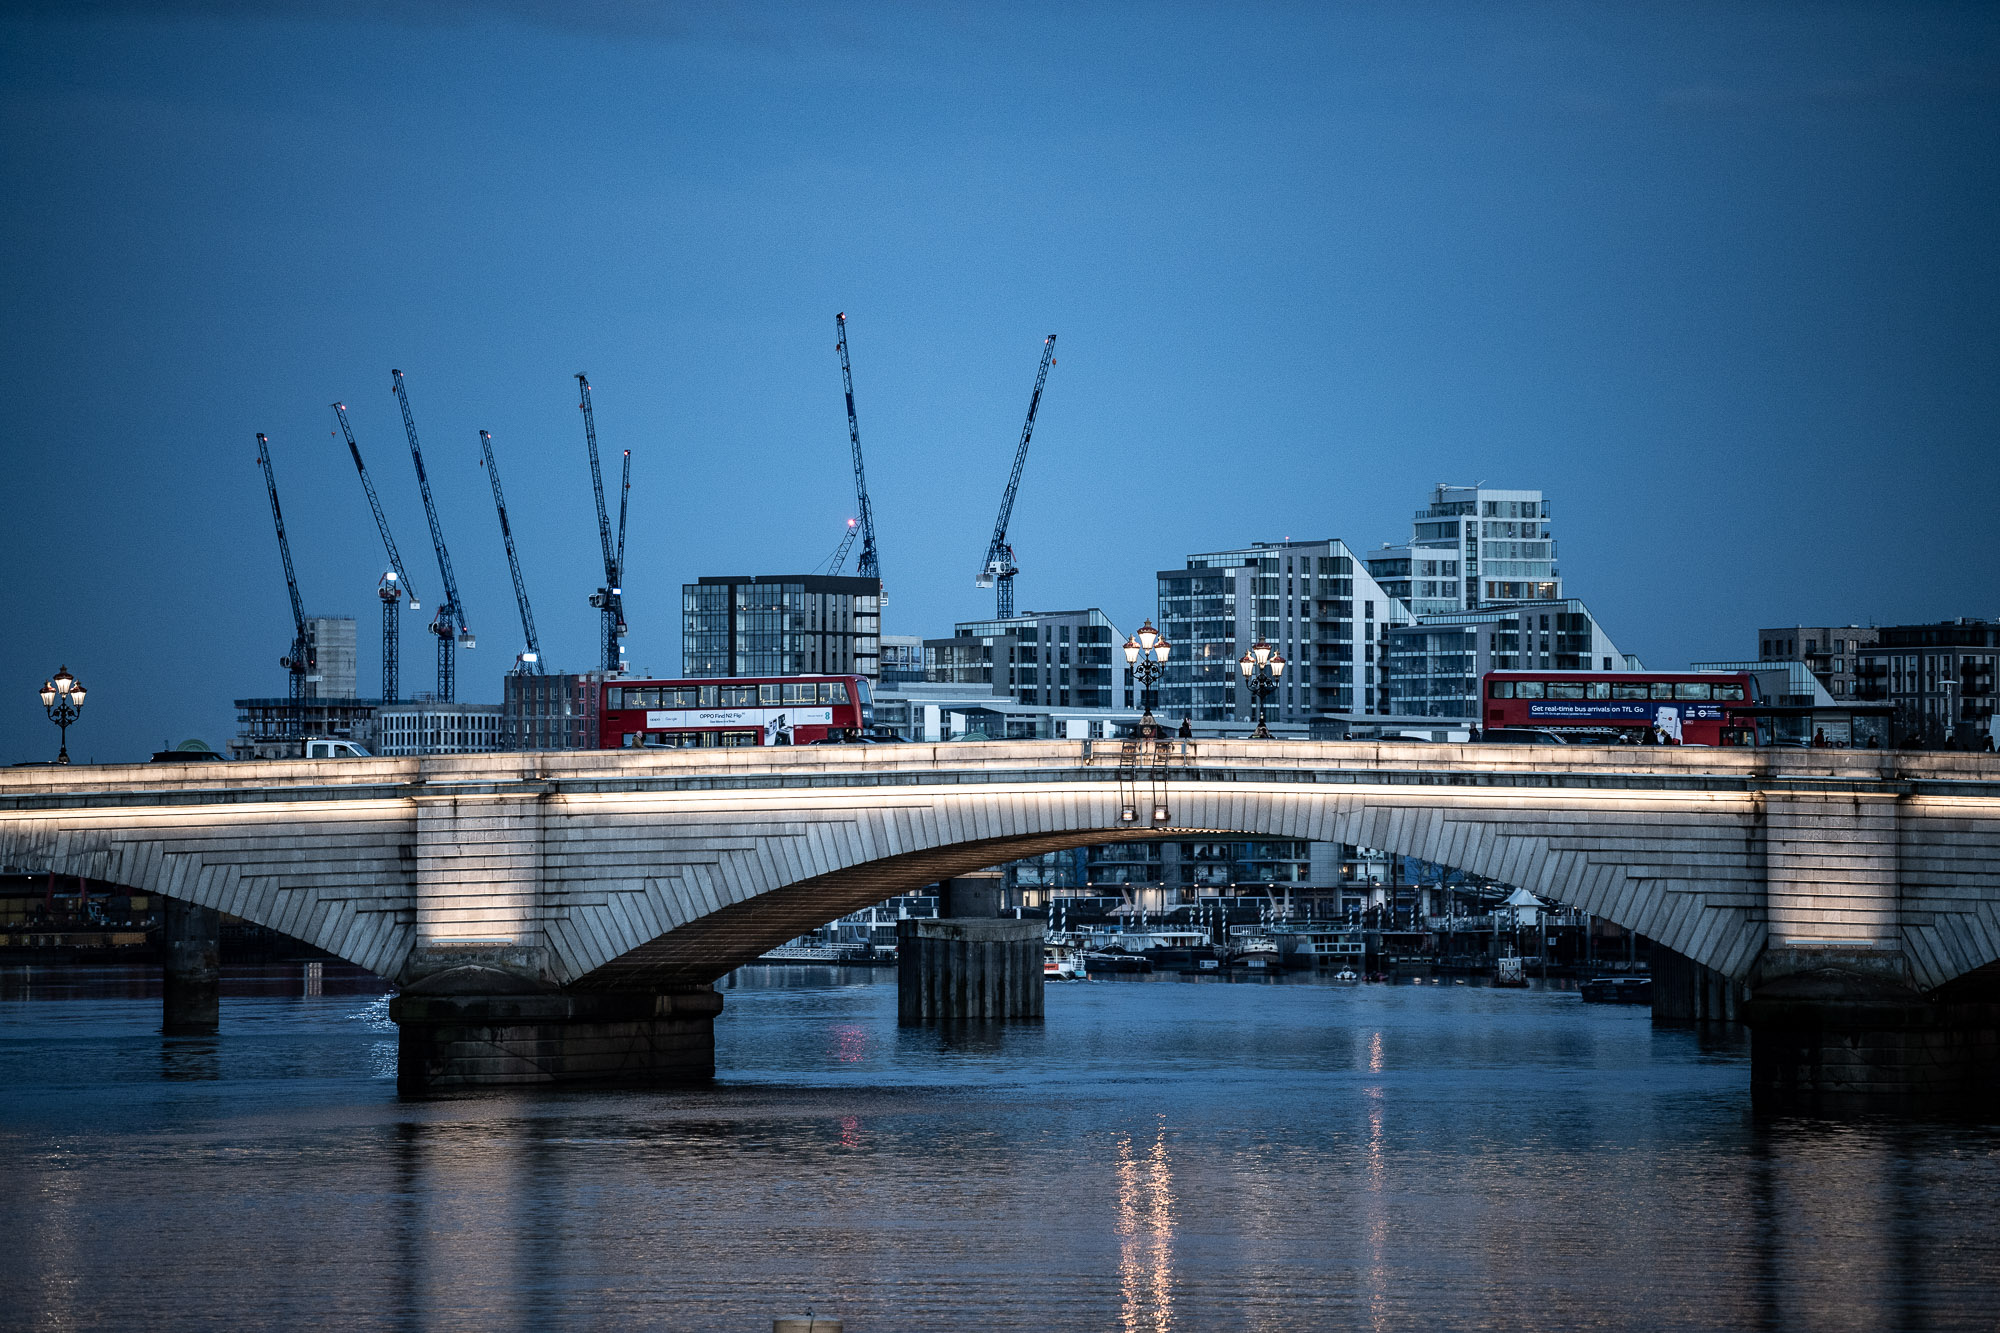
[39,665,87,764]
[1123,619,1172,737]
[1238,640,1286,739]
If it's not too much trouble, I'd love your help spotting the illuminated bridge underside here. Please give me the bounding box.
[3,742,2000,993]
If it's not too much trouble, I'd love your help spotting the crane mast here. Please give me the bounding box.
[254,432,314,742]
[833,313,882,588]
[390,369,474,704]
[976,334,1057,619]
[575,374,625,673]
[477,430,544,675]
[332,402,420,702]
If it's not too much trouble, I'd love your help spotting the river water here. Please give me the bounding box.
[2,965,1996,1331]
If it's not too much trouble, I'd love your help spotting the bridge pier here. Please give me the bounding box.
[1651,945,1742,1023]
[898,918,1044,1022]
[388,989,723,1093]
[1742,949,2000,1110]
[161,899,221,1035]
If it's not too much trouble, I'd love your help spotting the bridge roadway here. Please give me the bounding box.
[3,739,1997,1103]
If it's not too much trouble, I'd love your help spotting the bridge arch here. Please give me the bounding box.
[564,777,1771,990]
[0,795,414,977]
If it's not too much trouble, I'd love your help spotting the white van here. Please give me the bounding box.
[302,738,373,759]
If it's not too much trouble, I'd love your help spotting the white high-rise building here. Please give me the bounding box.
[1367,484,1558,616]
[1157,539,1410,725]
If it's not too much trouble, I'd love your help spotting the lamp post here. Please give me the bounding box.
[1123,619,1172,738]
[1238,640,1286,739]
[39,666,87,764]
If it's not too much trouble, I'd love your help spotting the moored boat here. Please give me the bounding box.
[1578,975,1652,1004]
[1228,932,1282,969]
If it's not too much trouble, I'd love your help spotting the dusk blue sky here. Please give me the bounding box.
[3,2,1996,760]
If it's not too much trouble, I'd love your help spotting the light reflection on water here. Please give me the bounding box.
[1,965,1997,1331]
[1116,1118,1175,1333]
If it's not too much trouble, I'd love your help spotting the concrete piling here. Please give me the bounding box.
[897,917,1044,1022]
[162,898,221,1035]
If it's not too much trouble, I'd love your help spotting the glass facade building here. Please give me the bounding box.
[1380,599,1632,721]
[681,574,882,681]
[922,609,1125,709]
[1367,484,1559,616]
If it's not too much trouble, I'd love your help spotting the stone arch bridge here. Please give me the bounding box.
[4,741,1998,1102]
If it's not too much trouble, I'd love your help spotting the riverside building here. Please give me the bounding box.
[501,672,602,751]
[1854,619,2000,744]
[681,574,882,683]
[1368,484,1559,615]
[1757,625,1879,699]
[1381,600,1636,721]
[923,609,1126,710]
[1155,540,1409,725]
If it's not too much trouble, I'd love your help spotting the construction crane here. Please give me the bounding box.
[332,402,421,702]
[833,313,882,589]
[253,432,314,742]
[575,374,626,673]
[817,517,860,575]
[390,369,475,703]
[976,334,1057,619]
[477,430,544,676]
[616,448,631,586]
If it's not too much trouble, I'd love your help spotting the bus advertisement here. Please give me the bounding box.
[1480,671,1757,746]
[599,675,874,749]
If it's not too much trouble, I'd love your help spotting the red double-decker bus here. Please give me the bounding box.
[1480,670,1758,746]
[599,675,874,749]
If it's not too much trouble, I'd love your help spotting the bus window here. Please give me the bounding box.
[721,685,757,707]
[1587,682,1610,699]
[699,685,718,708]
[1612,683,1648,700]
[784,683,816,704]
[604,688,624,709]
[1715,683,1746,701]
[760,684,781,705]
[1549,682,1586,699]
[1516,681,1545,699]
[1651,683,1676,700]
[720,730,759,747]
[824,682,850,704]
[1676,683,1712,700]
[1489,680,1515,698]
